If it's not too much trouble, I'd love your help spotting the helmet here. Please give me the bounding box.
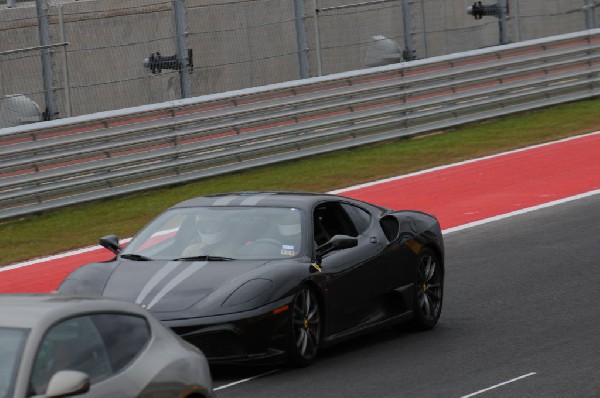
[196,212,227,244]
[276,209,301,237]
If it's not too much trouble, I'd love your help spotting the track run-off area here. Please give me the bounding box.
[2,131,599,292]
[1,130,600,396]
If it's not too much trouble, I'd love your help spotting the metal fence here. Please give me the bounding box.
[0,29,598,221]
[0,0,599,124]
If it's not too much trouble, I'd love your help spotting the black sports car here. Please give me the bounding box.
[59,192,444,367]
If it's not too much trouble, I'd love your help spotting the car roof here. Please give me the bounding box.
[171,191,359,211]
[0,293,147,329]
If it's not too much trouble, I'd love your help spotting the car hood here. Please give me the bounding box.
[101,258,269,313]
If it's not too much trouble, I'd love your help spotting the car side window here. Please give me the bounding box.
[340,203,371,234]
[313,202,359,246]
[29,313,150,397]
[89,314,150,373]
[29,316,113,396]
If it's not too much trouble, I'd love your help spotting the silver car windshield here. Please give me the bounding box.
[121,207,303,261]
[0,328,28,398]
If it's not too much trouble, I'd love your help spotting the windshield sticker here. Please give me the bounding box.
[281,244,296,256]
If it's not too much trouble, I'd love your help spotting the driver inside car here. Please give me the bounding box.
[181,212,235,258]
[237,208,302,258]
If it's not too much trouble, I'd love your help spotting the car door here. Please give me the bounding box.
[379,215,421,293]
[313,201,387,336]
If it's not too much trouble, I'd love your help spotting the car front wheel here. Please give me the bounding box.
[288,286,321,367]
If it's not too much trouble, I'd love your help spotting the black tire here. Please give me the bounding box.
[288,286,321,367]
[412,247,443,330]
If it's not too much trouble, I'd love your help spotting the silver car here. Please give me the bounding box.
[0,294,214,398]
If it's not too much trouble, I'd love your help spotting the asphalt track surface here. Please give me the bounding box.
[212,193,600,397]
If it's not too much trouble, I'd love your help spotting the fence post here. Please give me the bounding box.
[401,0,416,60]
[498,0,509,44]
[584,0,597,29]
[56,1,72,117]
[514,0,521,41]
[419,0,429,58]
[294,0,310,79]
[173,0,192,98]
[312,0,323,76]
[36,0,59,120]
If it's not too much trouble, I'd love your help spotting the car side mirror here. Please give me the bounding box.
[40,370,90,397]
[99,234,121,255]
[315,235,358,265]
[328,235,358,251]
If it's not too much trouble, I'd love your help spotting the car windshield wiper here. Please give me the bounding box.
[120,253,153,261]
[173,255,235,261]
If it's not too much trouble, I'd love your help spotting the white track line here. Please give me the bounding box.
[331,130,600,194]
[213,369,279,391]
[0,238,131,273]
[442,188,600,235]
[461,372,537,398]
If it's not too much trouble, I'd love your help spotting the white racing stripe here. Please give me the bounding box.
[146,261,208,309]
[135,261,182,305]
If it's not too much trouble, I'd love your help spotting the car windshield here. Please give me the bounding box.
[121,206,304,261]
[0,328,28,398]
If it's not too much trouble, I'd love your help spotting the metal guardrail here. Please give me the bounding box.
[1,29,599,221]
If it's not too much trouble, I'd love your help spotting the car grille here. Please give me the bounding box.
[178,330,248,359]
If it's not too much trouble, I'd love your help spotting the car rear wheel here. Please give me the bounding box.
[288,286,321,367]
[412,248,443,330]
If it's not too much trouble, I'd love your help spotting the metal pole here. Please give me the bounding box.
[401,0,416,60]
[498,0,509,45]
[294,0,310,79]
[57,1,72,117]
[36,0,59,120]
[313,0,323,76]
[173,0,192,98]
[584,0,597,29]
[419,0,428,58]
[514,0,521,42]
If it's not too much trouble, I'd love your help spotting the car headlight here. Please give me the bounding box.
[222,279,273,307]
